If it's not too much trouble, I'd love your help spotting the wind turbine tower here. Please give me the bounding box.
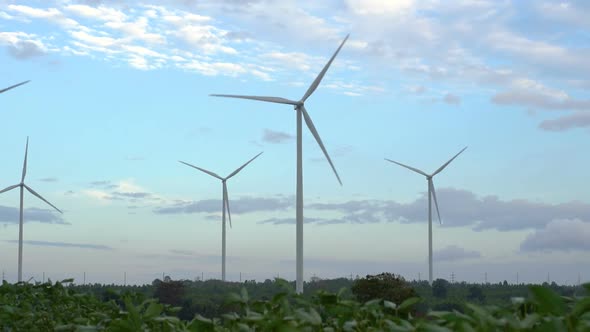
[385,146,467,285]
[179,152,263,281]
[211,35,349,293]
[0,137,62,282]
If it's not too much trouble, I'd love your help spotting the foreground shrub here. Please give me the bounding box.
[351,272,417,306]
[1,278,589,331]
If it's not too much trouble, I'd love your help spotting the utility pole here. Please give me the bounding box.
[484,272,488,284]
[578,273,581,287]
[451,272,455,284]
[124,272,127,286]
[547,272,550,284]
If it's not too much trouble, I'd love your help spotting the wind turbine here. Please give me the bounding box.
[1,81,30,94]
[0,137,62,282]
[210,35,349,294]
[179,152,263,282]
[385,146,467,285]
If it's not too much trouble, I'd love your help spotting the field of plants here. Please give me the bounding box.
[1,276,589,331]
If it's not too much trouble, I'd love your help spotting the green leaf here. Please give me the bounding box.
[144,302,163,319]
[364,299,382,307]
[295,308,322,326]
[572,297,590,317]
[222,312,240,321]
[520,313,540,329]
[318,292,338,306]
[529,285,566,315]
[227,292,243,304]
[417,322,454,332]
[384,300,397,310]
[153,316,180,323]
[398,297,421,312]
[240,287,249,303]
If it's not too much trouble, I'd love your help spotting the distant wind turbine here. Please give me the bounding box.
[179,152,263,282]
[0,137,62,282]
[1,81,30,94]
[210,34,349,294]
[385,146,467,285]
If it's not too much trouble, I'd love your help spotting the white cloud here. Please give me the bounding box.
[492,78,590,111]
[7,4,79,29]
[0,31,50,59]
[435,245,481,262]
[443,93,461,105]
[0,11,14,20]
[263,51,313,72]
[3,0,588,118]
[104,17,166,45]
[64,4,127,23]
[539,111,590,132]
[346,0,414,16]
[70,30,118,48]
[520,219,590,252]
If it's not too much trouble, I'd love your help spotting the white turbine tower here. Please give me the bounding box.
[385,146,467,285]
[210,35,349,294]
[0,137,62,282]
[1,81,30,94]
[179,152,263,282]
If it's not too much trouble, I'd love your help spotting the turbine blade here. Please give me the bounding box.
[22,137,29,183]
[432,146,468,176]
[430,181,442,225]
[225,152,263,180]
[384,158,428,177]
[223,183,232,228]
[0,184,20,194]
[178,161,223,180]
[301,106,342,185]
[301,34,349,102]
[210,94,299,105]
[23,184,62,214]
[0,80,30,94]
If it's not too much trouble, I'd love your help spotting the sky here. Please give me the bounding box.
[1,0,589,286]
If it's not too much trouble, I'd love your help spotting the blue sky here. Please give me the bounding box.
[1,0,589,285]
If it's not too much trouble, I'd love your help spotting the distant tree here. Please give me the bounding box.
[433,301,464,313]
[351,273,417,305]
[467,285,485,302]
[432,279,450,298]
[153,278,186,307]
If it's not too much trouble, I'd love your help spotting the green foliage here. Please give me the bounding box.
[432,278,450,298]
[153,278,186,307]
[0,279,184,331]
[351,272,417,307]
[467,285,486,303]
[2,279,590,331]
